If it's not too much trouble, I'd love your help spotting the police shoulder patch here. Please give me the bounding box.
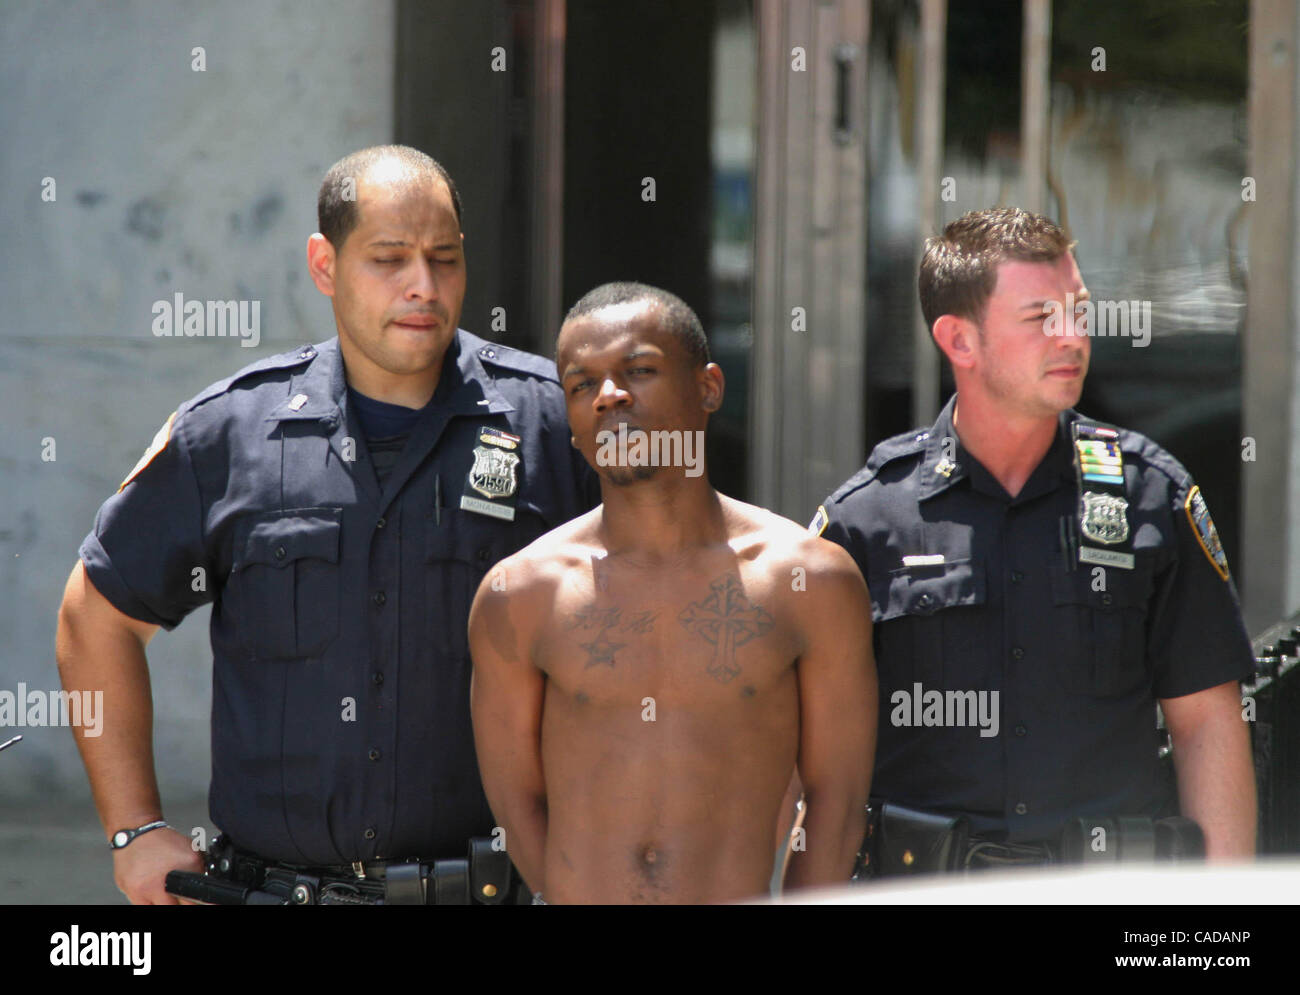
[119,412,176,492]
[1184,484,1230,581]
[808,505,829,537]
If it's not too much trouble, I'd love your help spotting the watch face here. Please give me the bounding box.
[113,831,129,847]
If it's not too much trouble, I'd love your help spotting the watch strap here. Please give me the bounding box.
[109,819,169,850]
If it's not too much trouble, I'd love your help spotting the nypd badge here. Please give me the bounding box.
[1185,485,1230,581]
[469,445,519,499]
[461,426,522,521]
[1079,491,1129,546]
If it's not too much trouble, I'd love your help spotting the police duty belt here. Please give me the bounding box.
[1067,422,1135,571]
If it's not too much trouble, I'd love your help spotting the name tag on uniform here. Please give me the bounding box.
[902,554,946,567]
[1078,546,1135,570]
[460,426,522,521]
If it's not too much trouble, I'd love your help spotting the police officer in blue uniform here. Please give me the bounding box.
[812,208,1256,870]
[56,145,598,904]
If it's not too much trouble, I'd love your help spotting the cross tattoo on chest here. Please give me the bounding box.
[678,574,774,683]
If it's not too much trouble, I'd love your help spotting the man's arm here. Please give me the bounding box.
[784,541,877,891]
[1161,679,1256,860]
[468,559,549,895]
[55,560,203,904]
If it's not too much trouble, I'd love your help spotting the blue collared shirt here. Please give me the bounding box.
[816,394,1255,842]
[81,330,599,863]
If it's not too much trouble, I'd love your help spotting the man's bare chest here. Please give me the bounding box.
[536,567,799,701]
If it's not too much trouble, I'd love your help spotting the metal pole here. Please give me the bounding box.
[533,0,566,352]
[912,0,946,426]
[1020,0,1052,215]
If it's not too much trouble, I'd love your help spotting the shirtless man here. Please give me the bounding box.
[468,282,876,904]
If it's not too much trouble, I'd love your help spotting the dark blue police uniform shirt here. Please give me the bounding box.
[80,329,600,864]
[817,394,1255,843]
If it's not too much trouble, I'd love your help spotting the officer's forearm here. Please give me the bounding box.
[783,786,864,892]
[1166,685,1256,860]
[56,572,166,839]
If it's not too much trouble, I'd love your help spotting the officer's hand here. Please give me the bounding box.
[112,827,204,905]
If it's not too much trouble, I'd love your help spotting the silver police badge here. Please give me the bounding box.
[468,444,520,499]
[1080,491,1130,546]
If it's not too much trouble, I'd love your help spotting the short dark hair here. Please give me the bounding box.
[317,144,462,249]
[919,207,1075,329]
[562,282,710,367]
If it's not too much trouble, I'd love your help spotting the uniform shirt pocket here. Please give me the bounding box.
[229,508,342,659]
[426,506,547,661]
[1050,559,1155,697]
[871,558,986,689]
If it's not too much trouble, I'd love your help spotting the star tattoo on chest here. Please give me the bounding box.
[568,607,661,668]
[678,574,774,684]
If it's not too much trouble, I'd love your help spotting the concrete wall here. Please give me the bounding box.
[0,0,394,806]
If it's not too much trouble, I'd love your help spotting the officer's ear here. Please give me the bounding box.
[307,233,338,297]
[932,314,978,371]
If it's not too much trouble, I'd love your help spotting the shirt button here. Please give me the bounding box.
[376,517,386,530]
[368,748,381,761]
[1011,646,1024,660]
[274,546,286,560]
[1015,723,1027,737]
[1011,570,1024,583]
[363,828,376,840]
[1101,593,1113,607]
[372,590,386,606]
[915,593,936,611]
[1014,802,1028,815]
[477,548,490,563]
[372,671,384,686]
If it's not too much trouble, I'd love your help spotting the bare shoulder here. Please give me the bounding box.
[721,495,866,585]
[470,508,607,662]
[476,507,604,606]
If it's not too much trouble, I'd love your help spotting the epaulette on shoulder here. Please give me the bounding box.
[465,331,560,384]
[1119,426,1192,489]
[828,428,928,504]
[868,427,931,470]
[186,342,321,411]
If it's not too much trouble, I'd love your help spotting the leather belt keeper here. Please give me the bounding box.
[469,836,512,905]
[383,862,425,904]
[431,858,470,905]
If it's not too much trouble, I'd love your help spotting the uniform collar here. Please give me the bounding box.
[917,394,1076,503]
[263,340,344,427]
[455,331,515,416]
[915,395,968,501]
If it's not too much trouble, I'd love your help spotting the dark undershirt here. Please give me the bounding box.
[347,387,428,487]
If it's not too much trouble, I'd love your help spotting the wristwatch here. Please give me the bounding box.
[109,819,169,850]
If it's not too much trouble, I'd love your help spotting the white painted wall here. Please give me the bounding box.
[0,0,395,804]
